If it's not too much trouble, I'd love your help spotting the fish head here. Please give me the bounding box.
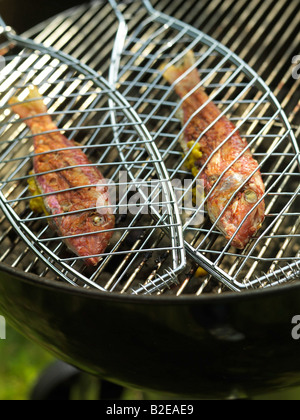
[207,171,265,249]
[58,210,115,266]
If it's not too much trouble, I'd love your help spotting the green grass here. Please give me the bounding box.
[0,324,54,400]
[0,323,147,400]
[1,323,300,400]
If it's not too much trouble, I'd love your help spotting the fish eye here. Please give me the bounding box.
[93,216,102,226]
[244,190,258,204]
[88,212,104,226]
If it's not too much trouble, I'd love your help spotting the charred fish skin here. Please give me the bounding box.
[162,51,265,249]
[9,86,115,266]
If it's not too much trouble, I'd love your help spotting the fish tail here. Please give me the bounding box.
[160,50,201,96]
[9,86,49,126]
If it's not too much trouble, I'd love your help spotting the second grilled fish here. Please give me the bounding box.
[162,51,265,249]
[9,87,115,266]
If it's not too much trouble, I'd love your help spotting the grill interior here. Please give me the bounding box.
[107,0,299,292]
[0,34,186,294]
[0,0,299,296]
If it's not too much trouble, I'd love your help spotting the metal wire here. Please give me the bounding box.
[107,0,300,291]
[0,0,298,296]
[0,19,186,294]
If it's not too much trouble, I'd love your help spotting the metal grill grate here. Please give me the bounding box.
[0,0,299,295]
[0,22,185,294]
[106,0,299,292]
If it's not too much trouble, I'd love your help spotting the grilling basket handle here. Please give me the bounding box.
[0,15,17,55]
[110,0,157,15]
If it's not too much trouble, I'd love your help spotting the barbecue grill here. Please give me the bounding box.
[0,0,299,399]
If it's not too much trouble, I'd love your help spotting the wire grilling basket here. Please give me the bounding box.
[2,2,300,401]
[0,0,299,296]
[108,0,300,292]
[0,17,186,294]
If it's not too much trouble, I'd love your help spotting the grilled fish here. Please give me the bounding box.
[9,87,115,265]
[162,51,265,249]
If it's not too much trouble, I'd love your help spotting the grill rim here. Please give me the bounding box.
[3,256,300,303]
